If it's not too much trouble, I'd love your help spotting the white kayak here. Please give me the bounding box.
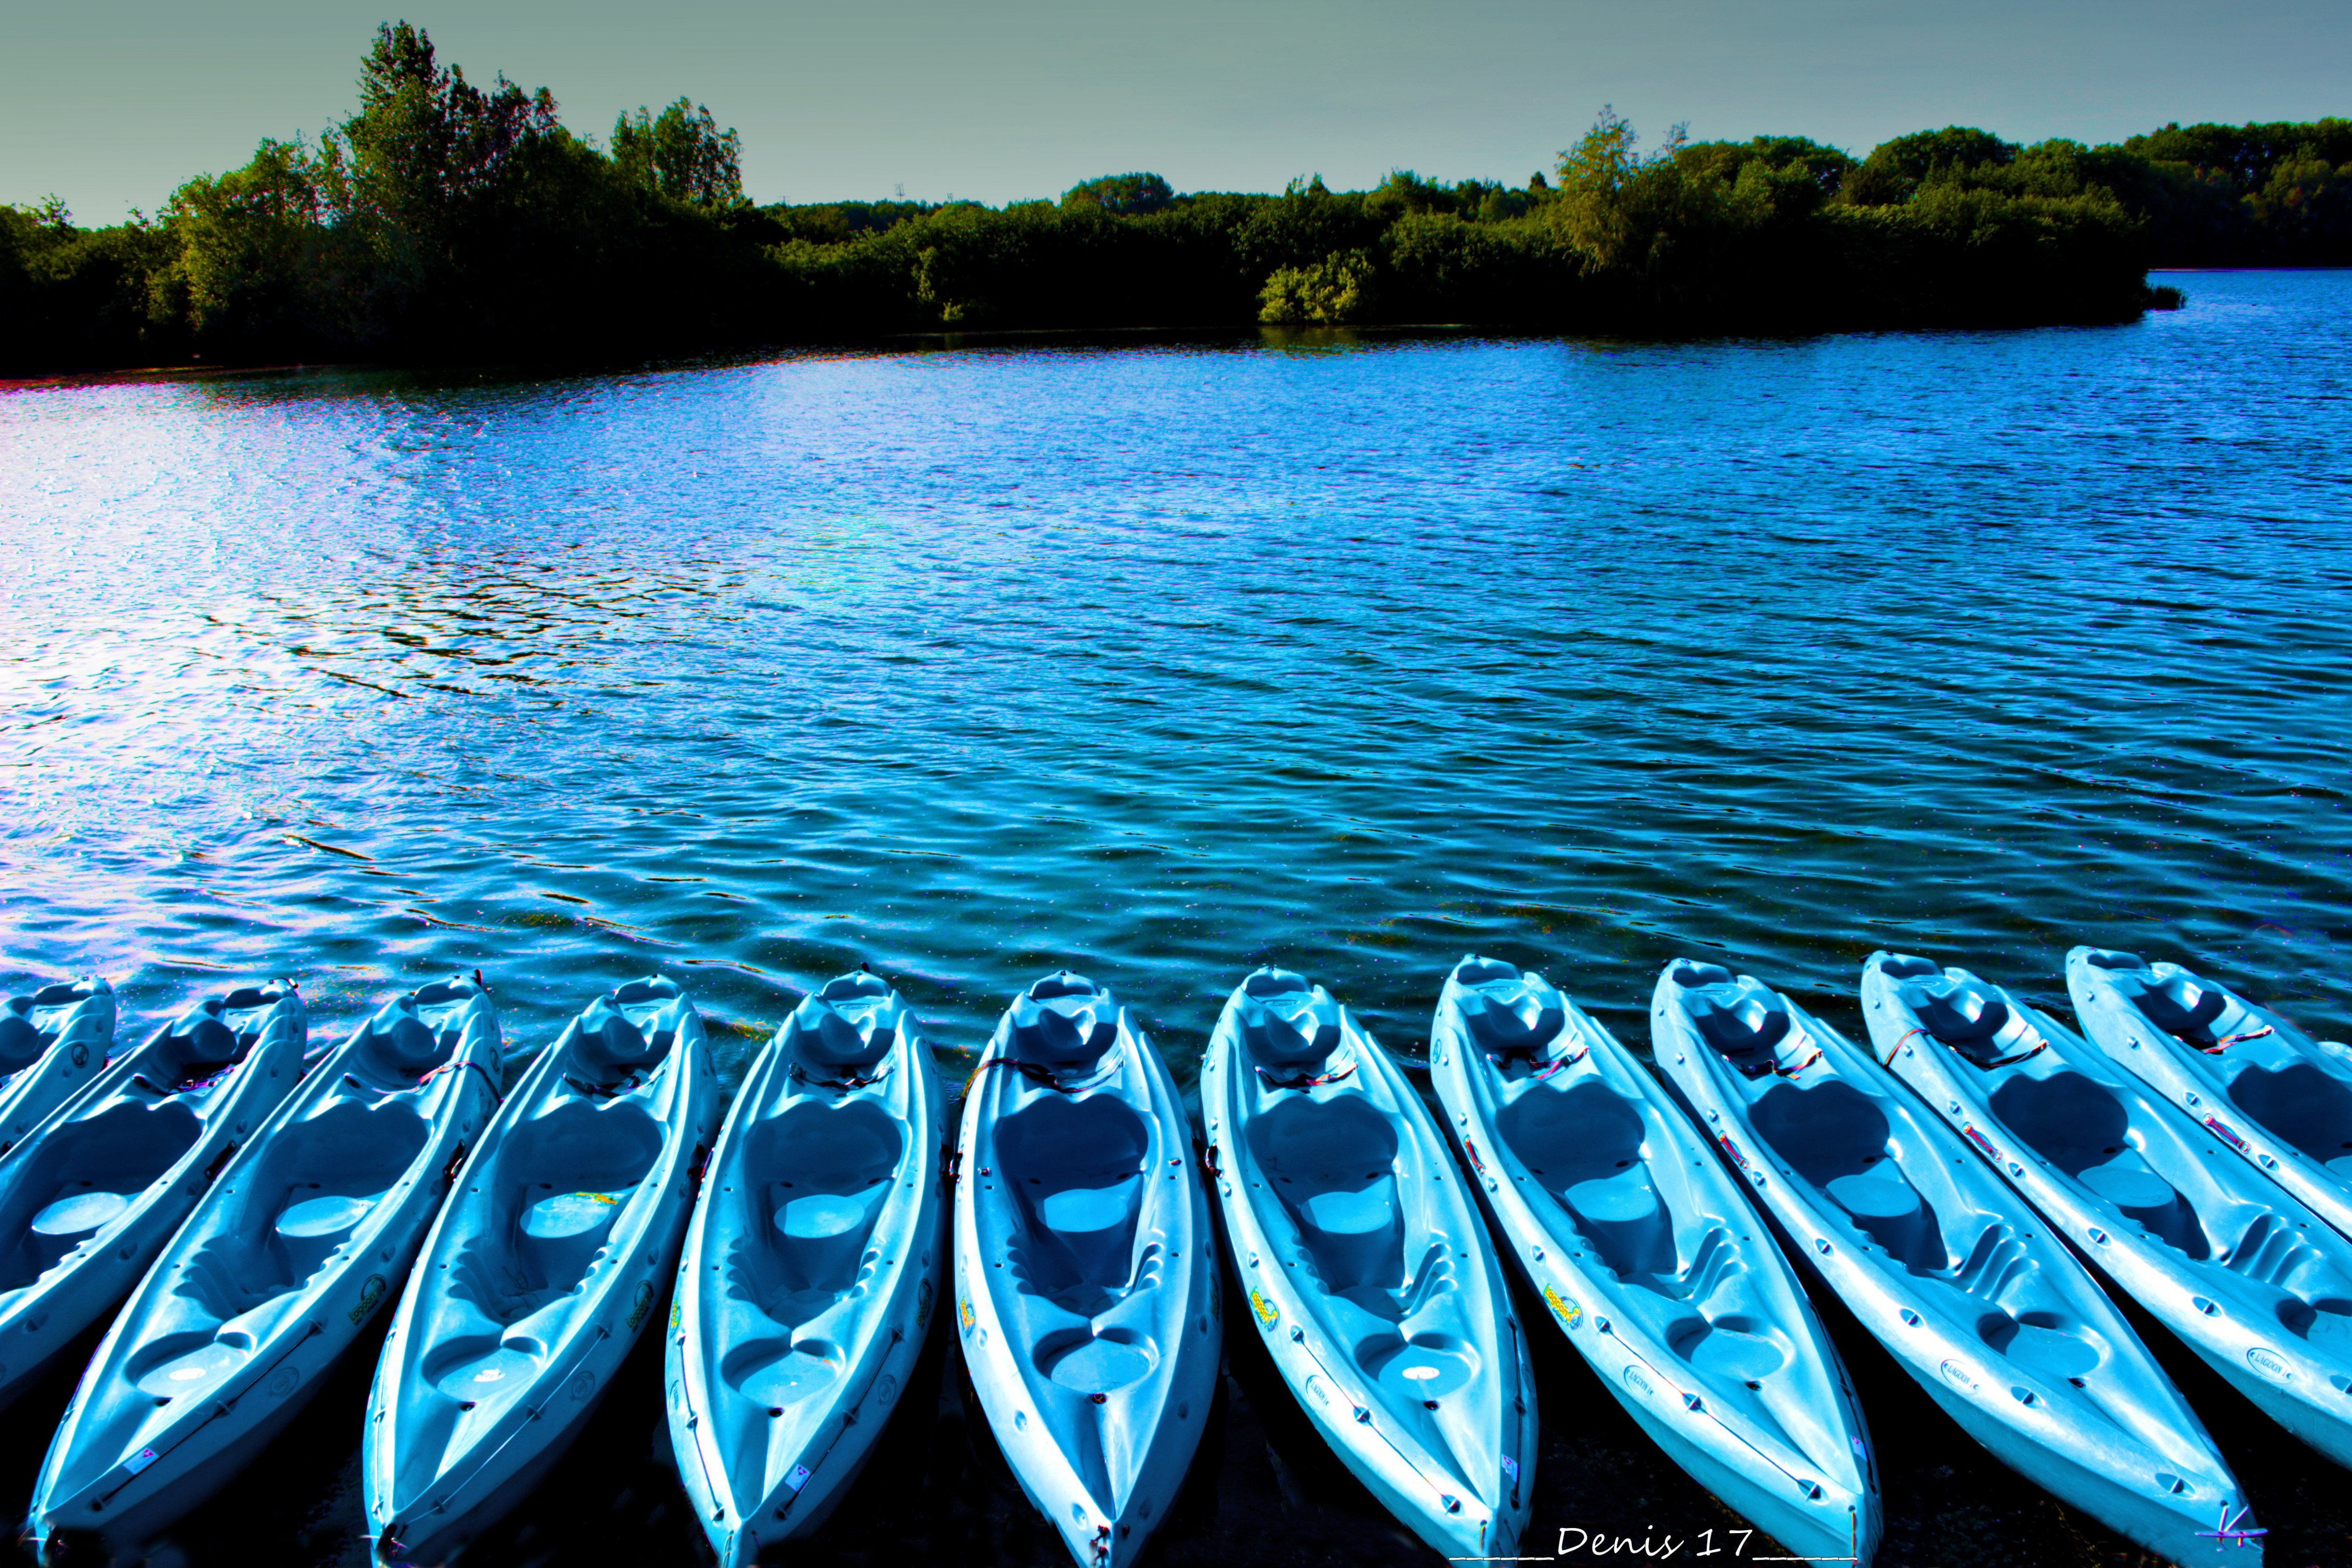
[1430,957,1876,1566]
[30,975,501,1557]
[1202,967,1535,1562]
[0,977,113,1162]
[1657,960,2256,1566]
[2069,947,2352,1242]
[955,972,1218,1568]
[366,976,718,1565]
[669,971,948,1564]
[1868,950,2352,1485]
[0,981,306,1414]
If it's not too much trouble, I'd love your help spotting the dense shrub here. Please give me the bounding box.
[4,25,2341,374]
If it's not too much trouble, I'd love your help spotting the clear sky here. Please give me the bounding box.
[7,0,2348,222]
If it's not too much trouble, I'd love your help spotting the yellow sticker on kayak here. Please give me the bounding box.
[958,1294,975,1333]
[1544,1284,1582,1330]
[1250,1288,1279,1331]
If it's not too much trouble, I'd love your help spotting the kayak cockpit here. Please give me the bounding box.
[737,1097,903,1324]
[1000,1092,1150,1318]
[1496,1080,1675,1276]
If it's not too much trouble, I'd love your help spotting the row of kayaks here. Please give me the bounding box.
[0,947,2344,1563]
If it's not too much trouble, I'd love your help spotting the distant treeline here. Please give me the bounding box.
[4,24,2347,373]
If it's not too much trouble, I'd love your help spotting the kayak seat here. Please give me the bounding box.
[739,1100,903,1310]
[2,1100,202,1286]
[1362,1331,1478,1399]
[1037,1327,1159,1394]
[1236,969,1347,1071]
[1753,1081,1945,1270]
[1005,973,1121,1077]
[2228,1062,2352,1163]
[2276,1293,2352,1347]
[360,1001,453,1076]
[1682,977,1794,1079]
[1907,980,2041,1068]
[1247,1094,1402,1290]
[2132,974,2233,1044]
[1498,1079,1673,1276]
[237,1100,432,1285]
[722,1336,846,1410]
[1456,977,1568,1059]
[494,1101,663,1297]
[163,1013,245,1087]
[1986,1070,2212,1257]
[998,1093,1150,1297]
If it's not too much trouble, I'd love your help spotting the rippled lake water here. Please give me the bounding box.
[3,272,2349,1567]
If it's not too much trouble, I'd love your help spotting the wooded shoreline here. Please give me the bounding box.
[4,24,2346,376]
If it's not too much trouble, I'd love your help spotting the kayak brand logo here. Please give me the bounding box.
[918,1278,935,1326]
[669,1300,682,1333]
[1939,1359,1978,1393]
[348,1273,387,1325]
[958,1294,976,1334]
[1249,1288,1280,1331]
[2246,1346,2293,1381]
[626,1281,656,1330]
[69,1044,87,1068]
[1621,1364,1654,1398]
[1543,1285,1583,1331]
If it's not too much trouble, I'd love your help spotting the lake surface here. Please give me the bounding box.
[2,271,2348,1567]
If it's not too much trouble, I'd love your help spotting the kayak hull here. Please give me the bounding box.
[1430,956,1874,1568]
[955,971,1219,1568]
[1658,959,2250,1568]
[2069,946,2352,1242]
[0,977,113,1163]
[30,977,499,1557]
[365,976,718,1566]
[1871,951,2352,1486]
[0,982,306,1416]
[1204,966,1534,1562]
[668,971,949,1566]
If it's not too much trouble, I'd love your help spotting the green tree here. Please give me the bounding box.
[613,98,746,208]
[1060,173,1173,215]
[1552,107,1714,272]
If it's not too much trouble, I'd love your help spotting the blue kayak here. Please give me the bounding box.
[1659,960,2257,1567]
[1203,967,1536,1562]
[30,976,501,1557]
[0,977,113,1161]
[955,972,1220,1568]
[364,976,718,1566]
[0,982,306,1414]
[1875,950,2352,1477]
[2069,947,2352,1241]
[668,971,948,1563]
[1430,957,1875,1566]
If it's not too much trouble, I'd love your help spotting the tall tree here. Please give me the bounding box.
[612,99,746,208]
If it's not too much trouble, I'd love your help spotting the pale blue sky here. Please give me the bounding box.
[7,0,2347,222]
